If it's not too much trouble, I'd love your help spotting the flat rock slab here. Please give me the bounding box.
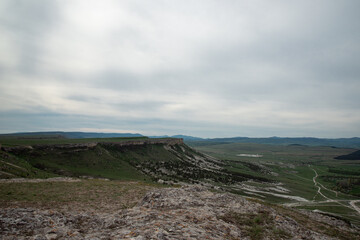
[0,186,358,239]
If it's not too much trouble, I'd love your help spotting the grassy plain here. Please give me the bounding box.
[0,179,159,213]
[190,142,360,226]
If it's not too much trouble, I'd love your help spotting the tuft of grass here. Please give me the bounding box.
[272,227,291,239]
[219,210,274,240]
[249,225,263,240]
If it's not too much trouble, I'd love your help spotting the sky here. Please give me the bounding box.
[0,0,359,138]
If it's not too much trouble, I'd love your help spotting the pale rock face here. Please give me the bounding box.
[0,186,357,239]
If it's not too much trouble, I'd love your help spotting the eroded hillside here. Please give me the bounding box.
[0,138,269,184]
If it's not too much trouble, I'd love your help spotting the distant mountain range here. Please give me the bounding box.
[0,131,143,139]
[1,132,359,148]
[149,135,204,141]
[185,136,360,149]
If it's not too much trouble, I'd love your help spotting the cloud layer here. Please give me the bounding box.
[1,0,359,137]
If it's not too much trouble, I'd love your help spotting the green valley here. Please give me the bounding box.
[188,141,360,226]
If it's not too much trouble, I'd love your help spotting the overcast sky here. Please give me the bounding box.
[0,0,359,138]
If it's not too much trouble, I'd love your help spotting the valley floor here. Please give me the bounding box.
[191,142,360,227]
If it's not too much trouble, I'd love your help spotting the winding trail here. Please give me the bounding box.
[310,167,360,215]
[312,168,329,200]
[350,200,360,215]
[317,182,338,197]
[312,167,339,197]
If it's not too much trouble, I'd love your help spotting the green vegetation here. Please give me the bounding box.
[245,198,359,240]
[219,210,290,240]
[335,150,360,160]
[320,175,360,197]
[0,144,149,181]
[1,138,271,184]
[191,142,360,196]
[0,151,56,179]
[0,179,159,213]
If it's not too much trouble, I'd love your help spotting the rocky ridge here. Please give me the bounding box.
[1,138,184,153]
[1,186,358,240]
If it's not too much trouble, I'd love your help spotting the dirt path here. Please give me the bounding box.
[313,168,340,197]
[311,168,330,200]
[310,167,360,214]
[0,170,15,176]
[350,200,360,215]
[317,182,338,197]
[0,160,27,172]
[240,185,308,202]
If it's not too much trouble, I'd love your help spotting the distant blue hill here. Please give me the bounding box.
[149,135,204,141]
[185,136,360,149]
[171,135,204,141]
[1,132,359,148]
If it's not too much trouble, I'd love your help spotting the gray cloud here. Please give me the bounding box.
[0,0,359,137]
[0,0,59,75]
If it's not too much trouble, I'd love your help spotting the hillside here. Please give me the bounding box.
[0,138,268,184]
[335,150,360,160]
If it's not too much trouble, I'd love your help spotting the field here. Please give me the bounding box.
[0,179,160,213]
[189,142,360,226]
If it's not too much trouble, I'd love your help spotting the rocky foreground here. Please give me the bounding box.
[0,186,358,240]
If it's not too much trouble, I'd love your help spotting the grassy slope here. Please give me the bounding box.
[2,144,151,181]
[0,180,160,213]
[1,139,235,183]
[0,137,186,181]
[0,151,57,179]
